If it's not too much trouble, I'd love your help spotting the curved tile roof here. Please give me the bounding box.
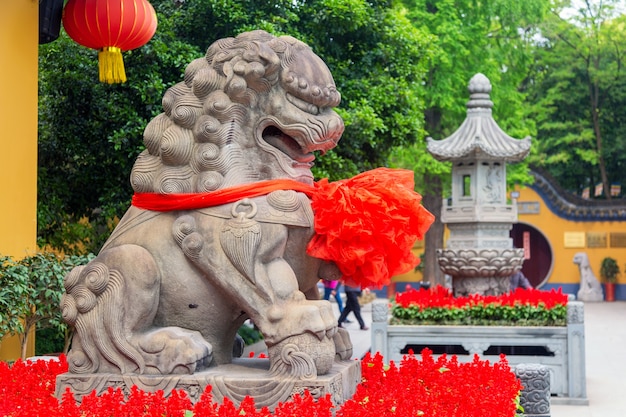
[529,168,626,221]
[427,73,531,162]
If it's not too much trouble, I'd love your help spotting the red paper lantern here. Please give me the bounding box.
[62,0,158,84]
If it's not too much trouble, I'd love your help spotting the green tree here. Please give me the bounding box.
[0,256,30,351]
[302,2,436,179]
[0,252,93,359]
[38,6,201,254]
[38,0,435,253]
[525,1,626,198]
[394,0,546,284]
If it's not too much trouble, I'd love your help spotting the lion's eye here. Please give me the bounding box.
[286,93,319,115]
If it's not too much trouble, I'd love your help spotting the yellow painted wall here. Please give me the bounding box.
[0,0,39,361]
[516,185,626,285]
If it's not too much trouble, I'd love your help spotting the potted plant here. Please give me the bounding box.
[600,257,619,302]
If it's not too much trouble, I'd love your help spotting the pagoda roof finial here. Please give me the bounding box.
[426,73,531,162]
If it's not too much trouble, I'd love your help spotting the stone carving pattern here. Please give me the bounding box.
[545,343,562,356]
[567,301,584,324]
[514,364,551,416]
[461,342,490,356]
[291,384,323,399]
[178,383,203,403]
[568,324,587,398]
[483,165,503,203]
[391,341,409,361]
[59,362,358,407]
[437,248,524,280]
[452,276,511,297]
[446,240,513,249]
[59,30,351,384]
[448,223,513,234]
[372,299,389,323]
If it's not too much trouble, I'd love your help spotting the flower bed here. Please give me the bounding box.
[0,351,522,416]
[370,286,588,404]
[391,286,569,326]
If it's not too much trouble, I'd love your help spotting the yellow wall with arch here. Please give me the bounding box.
[516,185,626,289]
[0,0,39,361]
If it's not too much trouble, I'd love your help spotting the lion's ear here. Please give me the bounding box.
[257,42,281,75]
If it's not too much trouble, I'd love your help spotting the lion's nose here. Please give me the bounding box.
[326,114,345,141]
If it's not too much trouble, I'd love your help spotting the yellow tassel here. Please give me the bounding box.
[98,47,127,84]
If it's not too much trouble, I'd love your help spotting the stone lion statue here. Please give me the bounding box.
[573,252,604,302]
[60,30,350,378]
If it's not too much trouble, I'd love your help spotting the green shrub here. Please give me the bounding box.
[237,322,263,346]
[0,252,94,358]
[600,257,619,283]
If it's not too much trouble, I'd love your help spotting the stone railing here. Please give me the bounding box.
[370,299,588,405]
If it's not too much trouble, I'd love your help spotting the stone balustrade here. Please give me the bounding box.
[370,299,588,405]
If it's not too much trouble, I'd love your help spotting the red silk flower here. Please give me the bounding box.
[307,168,435,288]
[132,168,435,289]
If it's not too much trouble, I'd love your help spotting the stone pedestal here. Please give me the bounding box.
[515,363,551,417]
[56,358,361,410]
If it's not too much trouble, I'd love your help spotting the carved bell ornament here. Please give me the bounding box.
[62,0,158,84]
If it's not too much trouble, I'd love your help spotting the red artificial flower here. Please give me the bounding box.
[0,348,522,417]
[307,168,434,289]
[394,285,568,310]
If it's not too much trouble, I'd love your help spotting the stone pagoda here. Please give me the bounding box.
[427,73,531,296]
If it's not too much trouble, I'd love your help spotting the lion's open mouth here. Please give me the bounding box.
[262,126,315,165]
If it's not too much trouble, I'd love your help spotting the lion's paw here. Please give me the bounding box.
[263,298,337,345]
[135,327,212,375]
[268,332,336,377]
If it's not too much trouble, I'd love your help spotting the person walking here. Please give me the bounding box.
[322,279,345,316]
[337,284,369,330]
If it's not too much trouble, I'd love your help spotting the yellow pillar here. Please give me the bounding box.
[0,0,39,361]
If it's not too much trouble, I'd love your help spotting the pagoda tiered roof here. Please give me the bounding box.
[426,73,531,162]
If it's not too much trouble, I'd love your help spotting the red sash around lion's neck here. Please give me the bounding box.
[131,179,316,211]
[130,168,435,290]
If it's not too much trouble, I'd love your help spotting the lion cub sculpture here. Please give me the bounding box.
[60,30,351,379]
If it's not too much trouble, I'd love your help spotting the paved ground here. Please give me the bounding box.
[245,297,626,416]
[550,301,626,417]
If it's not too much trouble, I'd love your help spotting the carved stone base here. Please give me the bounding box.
[453,275,510,296]
[514,363,551,417]
[55,358,361,411]
[437,248,525,273]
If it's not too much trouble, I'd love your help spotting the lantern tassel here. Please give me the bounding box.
[98,47,127,84]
